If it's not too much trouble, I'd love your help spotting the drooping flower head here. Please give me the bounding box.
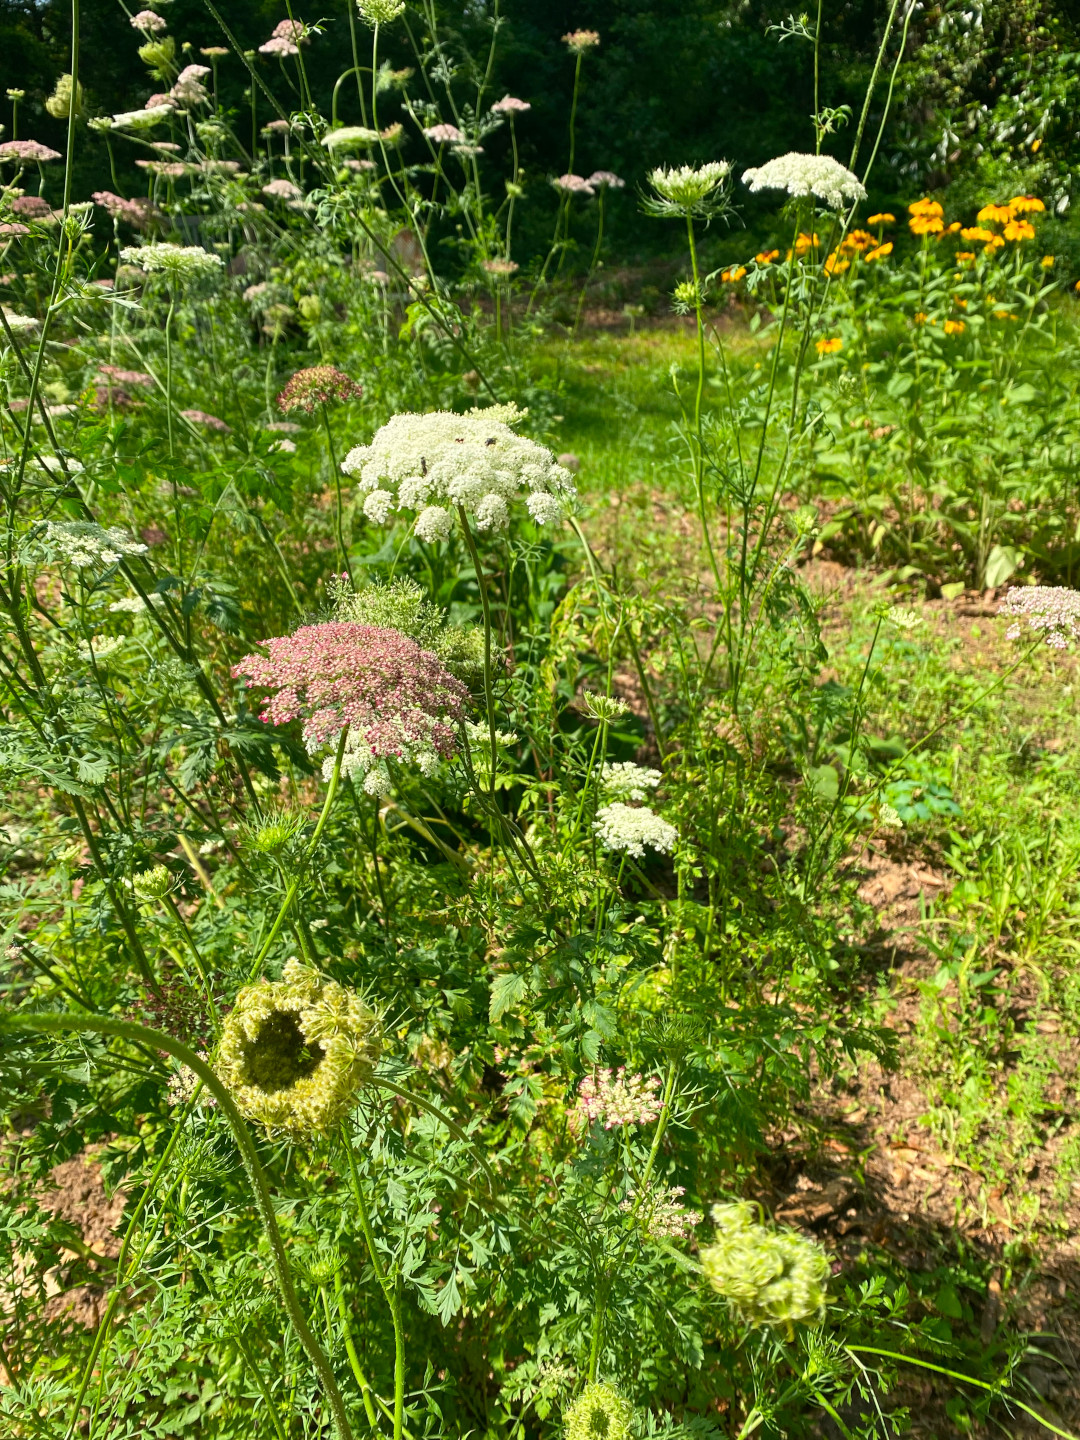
[742,152,866,210]
[594,802,677,858]
[233,622,470,790]
[341,408,577,540]
[562,1383,631,1440]
[700,1201,829,1328]
[1000,586,1080,649]
[572,1067,663,1130]
[277,366,363,414]
[216,959,382,1136]
[646,161,731,218]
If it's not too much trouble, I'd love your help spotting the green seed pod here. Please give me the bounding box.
[215,960,381,1138]
[562,1382,633,1440]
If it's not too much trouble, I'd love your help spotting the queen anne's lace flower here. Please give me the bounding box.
[742,152,866,209]
[562,1384,631,1440]
[594,802,677,858]
[553,173,594,196]
[259,35,299,56]
[38,521,148,569]
[119,242,224,280]
[262,178,303,201]
[170,63,210,106]
[648,161,730,212]
[130,10,166,32]
[233,622,469,790]
[621,1183,703,1241]
[216,959,382,1136]
[0,139,62,163]
[572,1067,663,1130]
[1000,585,1080,648]
[424,123,462,143]
[342,410,576,538]
[180,408,232,432]
[490,95,530,114]
[277,365,363,414]
[600,761,661,801]
[700,1201,829,1328]
[322,125,381,150]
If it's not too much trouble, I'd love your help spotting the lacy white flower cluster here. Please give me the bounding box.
[341,409,577,539]
[119,242,224,280]
[600,761,661,802]
[742,152,866,210]
[167,1053,214,1108]
[594,801,677,858]
[621,1183,703,1242]
[572,1067,663,1130]
[999,585,1080,648]
[700,1201,829,1328]
[649,161,731,207]
[39,521,148,568]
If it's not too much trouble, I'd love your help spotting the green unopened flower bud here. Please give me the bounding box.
[215,959,382,1137]
[563,1382,632,1440]
[245,808,304,857]
[580,690,630,722]
[297,293,321,322]
[297,1242,342,1286]
[356,0,406,25]
[45,74,84,120]
[138,36,176,76]
[699,1201,829,1328]
[132,864,172,900]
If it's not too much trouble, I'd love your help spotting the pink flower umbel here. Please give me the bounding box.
[233,623,469,792]
[277,366,363,415]
[180,408,232,433]
[571,1067,663,1131]
[1000,585,1080,649]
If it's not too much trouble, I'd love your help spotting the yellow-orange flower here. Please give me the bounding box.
[909,214,944,236]
[909,198,943,217]
[721,265,747,282]
[976,202,1015,225]
[865,242,893,262]
[913,312,928,325]
[755,249,779,264]
[953,297,968,309]
[955,251,976,263]
[940,221,963,235]
[815,336,843,355]
[823,252,849,275]
[943,319,965,335]
[960,227,995,243]
[794,231,818,254]
[1003,218,1035,242]
[867,212,894,225]
[984,234,1006,252]
[840,229,874,253]
[1031,138,1042,153]
[993,309,1015,320]
[1009,195,1044,214]
[1041,255,1055,268]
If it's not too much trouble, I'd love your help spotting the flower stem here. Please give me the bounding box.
[248,727,348,981]
[4,1013,356,1440]
[321,402,352,582]
[456,507,498,799]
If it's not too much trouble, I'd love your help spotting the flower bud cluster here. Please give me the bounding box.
[562,1383,631,1440]
[572,1066,663,1130]
[700,1201,829,1328]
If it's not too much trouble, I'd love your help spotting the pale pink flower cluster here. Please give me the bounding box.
[93,190,157,228]
[572,1067,663,1130]
[491,95,530,114]
[272,17,306,40]
[0,139,62,163]
[263,119,292,134]
[181,408,232,432]
[262,178,303,200]
[11,196,51,218]
[554,173,594,196]
[170,64,210,106]
[233,624,469,786]
[424,123,462,144]
[589,170,624,189]
[130,9,167,31]
[620,1184,703,1242]
[260,35,299,56]
[96,364,154,388]
[1000,585,1080,648]
[562,29,600,52]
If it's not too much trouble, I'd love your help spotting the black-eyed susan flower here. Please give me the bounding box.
[944,319,965,335]
[865,241,893,262]
[815,336,842,355]
[1010,195,1045,214]
[215,959,382,1137]
[1041,255,1055,268]
[755,249,779,263]
[823,252,849,274]
[1003,218,1035,242]
[867,212,894,225]
[976,201,1015,226]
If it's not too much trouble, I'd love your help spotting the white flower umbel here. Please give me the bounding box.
[594,802,677,859]
[119,243,224,280]
[742,152,866,210]
[39,521,148,569]
[646,161,731,218]
[600,761,662,802]
[111,105,173,129]
[342,410,577,538]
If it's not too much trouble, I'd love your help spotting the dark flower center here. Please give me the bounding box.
[242,1010,324,1093]
[587,1407,610,1438]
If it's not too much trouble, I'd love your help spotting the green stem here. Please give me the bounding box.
[332,1271,380,1428]
[321,402,352,582]
[456,507,499,800]
[248,728,348,981]
[4,1014,355,1440]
